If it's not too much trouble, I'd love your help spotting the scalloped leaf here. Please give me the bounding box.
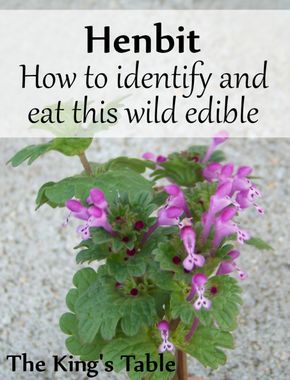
[107,253,147,283]
[74,270,158,342]
[102,335,175,380]
[35,168,154,208]
[151,160,203,187]
[8,138,92,167]
[75,236,110,264]
[205,275,242,331]
[178,325,234,369]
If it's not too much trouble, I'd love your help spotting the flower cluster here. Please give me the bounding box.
[11,128,271,371]
[65,188,112,240]
[64,131,264,355]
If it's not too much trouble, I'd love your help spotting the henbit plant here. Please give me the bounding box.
[9,133,272,380]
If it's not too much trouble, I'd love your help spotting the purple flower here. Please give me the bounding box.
[216,250,248,280]
[203,162,264,215]
[179,218,205,271]
[236,187,264,215]
[157,320,175,353]
[203,162,222,181]
[157,206,183,226]
[202,182,237,241]
[66,188,112,240]
[202,131,229,163]
[212,206,250,248]
[65,199,90,220]
[142,152,167,165]
[86,188,108,210]
[156,185,188,226]
[188,274,211,311]
[142,184,188,242]
[164,184,186,209]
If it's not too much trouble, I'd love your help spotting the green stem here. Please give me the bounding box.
[79,152,93,175]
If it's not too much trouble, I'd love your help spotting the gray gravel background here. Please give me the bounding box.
[0,1,290,380]
[0,137,289,380]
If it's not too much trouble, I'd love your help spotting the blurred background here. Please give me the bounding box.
[0,1,290,380]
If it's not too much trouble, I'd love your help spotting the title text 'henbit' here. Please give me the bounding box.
[85,23,200,54]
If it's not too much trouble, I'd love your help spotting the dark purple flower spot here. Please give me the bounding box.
[192,155,199,162]
[172,256,181,265]
[134,220,145,231]
[210,286,218,295]
[126,248,136,257]
[115,282,122,288]
[184,268,190,273]
[156,155,167,163]
[130,288,138,296]
[122,236,130,242]
[115,216,123,223]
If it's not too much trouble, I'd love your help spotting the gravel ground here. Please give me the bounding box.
[0,137,289,380]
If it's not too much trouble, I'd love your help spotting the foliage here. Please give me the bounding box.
[9,136,271,379]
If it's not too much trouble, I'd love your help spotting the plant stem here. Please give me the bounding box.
[174,350,188,380]
[79,152,93,175]
[185,317,199,342]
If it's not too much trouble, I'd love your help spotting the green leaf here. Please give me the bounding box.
[206,276,243,331]
[170,290,195,325]
[51,138,92,156]
[102,334,175,379]
[75,276,122,343]
[8,138,92,167]
[74,271,157,342]
[151,160,203,187]
[7,142,52,166]
[65,335,104,361]
[107,156,155,173]
[59,312,78,335]
[107,253,147,283]
[119,295,157,336]
[35,168,153,208]
[66,288,79,313]
[60,270,108,360]
[245,236,273,250]
[209,150,226,162]
[152,241,191,283]
[75,238,109,264]
[72,267,98,293]
[178,325,234,369]
[147,262,179,291]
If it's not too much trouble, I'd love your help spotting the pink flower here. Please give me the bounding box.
[203,162,264,215]
[188,274,211,311]
[216,250,248,280]
[202,182,238,241]
[157,206,183,226]
[164,184,186,209]
[202,131,229,163]
[142,152,167,164]
[212,207,250,248]
[86,188,108,210]
[66,188,112,240]
[179,218,205,271]
[157,320,174,353]
[65,199,90,221]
